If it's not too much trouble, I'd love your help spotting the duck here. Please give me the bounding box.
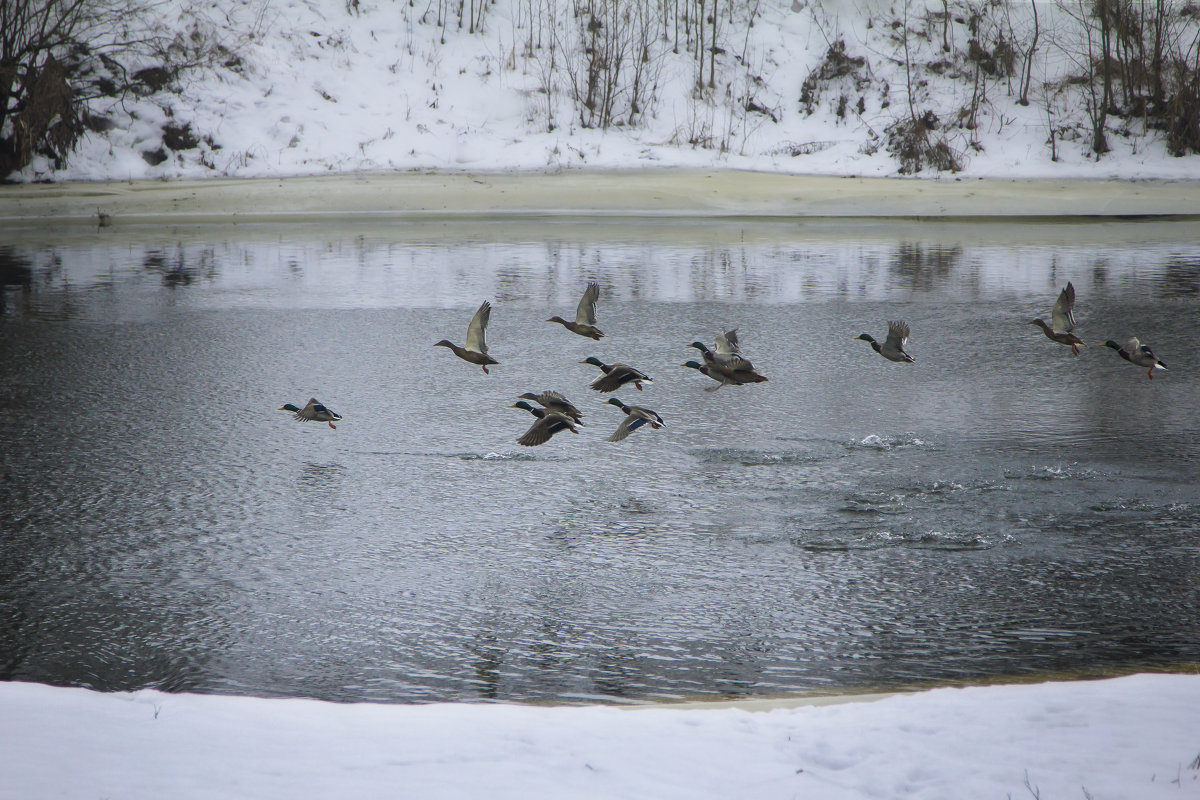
[603,397,665,442]
[581,356,652,392]
[1029,282,1084,355]
[548,282,604,340]
[1104,338,1167,379]
[280,398,343,429]
[690,329,744,365]
[516,391,585,424]
[856,320,916,363]
[434,300,498,374]
[689,329,765,373]
[681,359,768,391]
[515,410,580,447]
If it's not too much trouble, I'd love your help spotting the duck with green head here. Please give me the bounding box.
[856,320,915,363]
[581,357,652,392]
[516,391,584,424]
[603,397,664,442]
[280,398,343,429]
[688,329,767,386]
[690,329,745,365]
[513,407,580,446]
[1104,337,1167,379]
[681,359,767,391]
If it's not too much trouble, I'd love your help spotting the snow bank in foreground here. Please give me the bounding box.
[3,674,1198,799]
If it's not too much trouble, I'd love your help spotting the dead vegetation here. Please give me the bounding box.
[4,0,1200,178]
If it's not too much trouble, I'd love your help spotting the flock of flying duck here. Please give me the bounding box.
[280,280,1167,442]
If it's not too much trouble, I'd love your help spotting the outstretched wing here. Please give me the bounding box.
[538,391,583,421]
[517,413,573,446]
[884,320,910,351]
[589,371,625,393]
[1051,282,1077,334]
[607,415,646,442]
[294,398,321,421]
[312,402,341,421]
[715,329,741,355]
[575,282,600,326]
[465,300,491,354]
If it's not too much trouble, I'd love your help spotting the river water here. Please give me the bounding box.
[2,216,1199,704]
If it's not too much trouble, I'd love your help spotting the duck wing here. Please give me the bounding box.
[538,391,584,421]
[517,412,574,446]
[311,401,341,421]
[575,282,600,326]
[715,329,741,355]
[589,371,626,393]
[607,415,646,442]
[294,398,339,422]
[1051,282,1077,334]
[292,398,322,421]
[1134,339,1164,367]
[465,300,491,354]
[884,320,910,351]
[634,406,665,427]
[589,364,646,393]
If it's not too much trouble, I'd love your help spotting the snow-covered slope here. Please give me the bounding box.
[18,0,1200,182]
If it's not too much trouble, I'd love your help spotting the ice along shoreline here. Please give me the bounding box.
[2,169,1200,225]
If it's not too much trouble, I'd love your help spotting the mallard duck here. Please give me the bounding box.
[548,282,604,340]
[515,410,580,446]
[603,397,665,442]
[1029,282,1084,355]
[581,356,652,392]
[1104,338,1167,379]
[434,300,498,374]
[690,329,742,362]
[280,398,343,429]
[856,320,915,363]
[681,358,768,391]
[516,391,584,424]
[689,329,763,372]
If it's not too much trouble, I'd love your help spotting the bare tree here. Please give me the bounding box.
[0,0,164,176]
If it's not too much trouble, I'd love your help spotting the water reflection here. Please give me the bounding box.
[888,242,962,291]
[0,248,32,317]
[1,217,1199,704]
[143,245,218,288]
[2,218,1200,316]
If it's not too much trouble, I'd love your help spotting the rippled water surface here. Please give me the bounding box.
[2,216,1199,703]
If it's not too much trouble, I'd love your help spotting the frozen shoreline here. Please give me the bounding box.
[3,170,1200,225]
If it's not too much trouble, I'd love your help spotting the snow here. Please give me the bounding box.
[6,2,1200,795]
[3,674,1199,799]
[15,0,1200,182]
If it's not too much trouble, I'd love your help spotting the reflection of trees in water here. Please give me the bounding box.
[889,242,963,291]
[1160,255,1200,298]
[467,633,505,700]
[1090,253,1200,299]
[0,247,32,316]
[142,245,217,287]
[0,247,33,288]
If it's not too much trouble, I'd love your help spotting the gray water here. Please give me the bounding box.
[2,216,1199,704]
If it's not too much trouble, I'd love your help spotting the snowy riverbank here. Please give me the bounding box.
[3,673,1199,799]
[4,170,1200,226]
